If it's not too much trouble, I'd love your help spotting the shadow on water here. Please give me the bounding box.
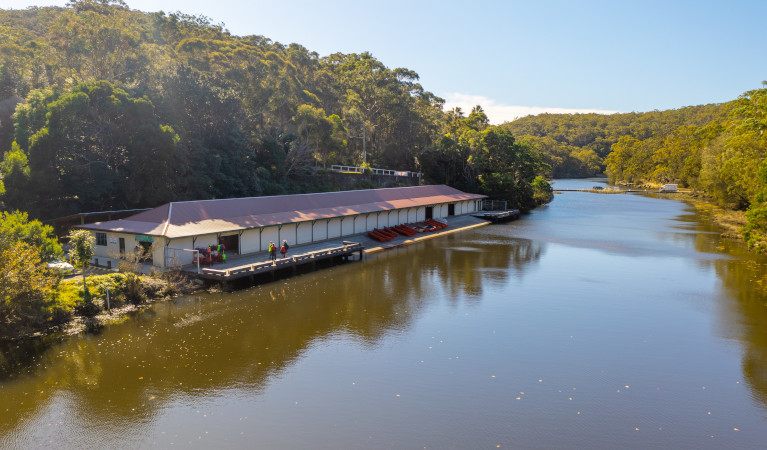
[0,232,543,434]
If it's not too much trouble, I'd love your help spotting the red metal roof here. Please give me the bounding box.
[81,185,486,239]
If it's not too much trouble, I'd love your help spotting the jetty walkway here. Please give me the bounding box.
[182,215,492,282]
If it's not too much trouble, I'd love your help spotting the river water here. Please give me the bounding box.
[2,179,767,449]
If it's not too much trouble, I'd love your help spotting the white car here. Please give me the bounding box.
[47,259,75,275]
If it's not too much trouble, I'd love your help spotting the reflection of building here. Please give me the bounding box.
[79,185,486,268]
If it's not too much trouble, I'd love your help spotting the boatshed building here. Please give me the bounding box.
[80,185,486,269]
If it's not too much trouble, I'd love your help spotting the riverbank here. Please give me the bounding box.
[607,181,748,241]
[4,216,495,342]
[2,271,201,342]
[653,191,748,240]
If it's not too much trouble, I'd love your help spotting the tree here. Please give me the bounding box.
[0,142,32,210]
[0,241,58,338]
[68,229,95,300]
[531,176,554,205]
[0,210,61,262]
[17,81,177,217]
[473,127,550,208]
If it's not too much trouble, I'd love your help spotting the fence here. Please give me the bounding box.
[330,165,422,178]
[482,199,508,211]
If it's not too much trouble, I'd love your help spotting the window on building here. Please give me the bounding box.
[96,232,107,246]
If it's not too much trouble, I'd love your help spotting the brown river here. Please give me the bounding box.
[2,178,767,449]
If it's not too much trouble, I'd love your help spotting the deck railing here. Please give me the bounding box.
[330,165,422,178]
[482,199,508,211]
[198,241,363,279]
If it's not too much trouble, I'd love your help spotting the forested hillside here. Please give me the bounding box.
[0,0,552,221]
[502,103,732,178]
[503,86,767,250]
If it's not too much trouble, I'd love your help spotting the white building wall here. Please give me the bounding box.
[278,224,297,246]
[296,222,312,244]
[91,231,145,260]
[167,237,195,266]
[152,238,167,268]
[353,216,364,235]
[241,229,261,254]
[386,211,396,227]
[367,213,378,230]
[261,226,279,249]
[328,218,342,239]
[341,216,355,236]
[194,234,219,250]
[312,220,328,241]
[91,231,113,259]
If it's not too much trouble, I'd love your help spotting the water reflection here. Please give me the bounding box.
[0,232,543,440]
[5,186,767,447]
[678,205,767,409]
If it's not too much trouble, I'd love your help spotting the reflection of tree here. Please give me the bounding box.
[0,231,543,435]
[712,255,767,411]
[680,204,767,411]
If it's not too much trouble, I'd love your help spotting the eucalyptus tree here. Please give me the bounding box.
[15,81,177,218]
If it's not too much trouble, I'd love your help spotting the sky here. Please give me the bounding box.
[2,0,766,124]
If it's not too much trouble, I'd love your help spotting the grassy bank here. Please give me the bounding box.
[6,271,199,340]
[665,192,748,240]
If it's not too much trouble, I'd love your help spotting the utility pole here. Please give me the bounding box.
[349,122,367,165]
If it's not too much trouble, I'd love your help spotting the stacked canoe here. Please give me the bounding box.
[367,228,397,241]
[366,220,448,242]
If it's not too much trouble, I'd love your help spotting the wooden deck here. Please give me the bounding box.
[187,241,364,281]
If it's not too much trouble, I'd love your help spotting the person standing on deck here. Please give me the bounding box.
[281,240,289,258]
[269,241,277,261]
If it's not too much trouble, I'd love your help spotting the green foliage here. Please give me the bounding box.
[0,241,59,338]
[504,104,731,179]
[531,176,554,205]
[56,272,142,309]
[0,4,549,219]
[742,205,767,252]
[15,81,178,216]
[499,81,767,252]
[68,229,94,270]
[0,141,30,209]
[0,210,61,261]
[68,228,94,299]
[420,110,550,209]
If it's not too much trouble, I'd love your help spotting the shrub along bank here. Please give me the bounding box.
[1,271,197,340]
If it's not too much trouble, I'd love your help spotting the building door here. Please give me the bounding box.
[119,237,125,254]
[219,234,240,255]
[448,204,455,216]
[425,207,433,220]
[137,241,153,264]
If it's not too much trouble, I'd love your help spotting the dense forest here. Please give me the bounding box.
[503,86,767,251]
[502,103,733,179]
[0,0,552,222]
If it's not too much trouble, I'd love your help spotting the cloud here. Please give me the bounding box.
[442,93,621,125]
